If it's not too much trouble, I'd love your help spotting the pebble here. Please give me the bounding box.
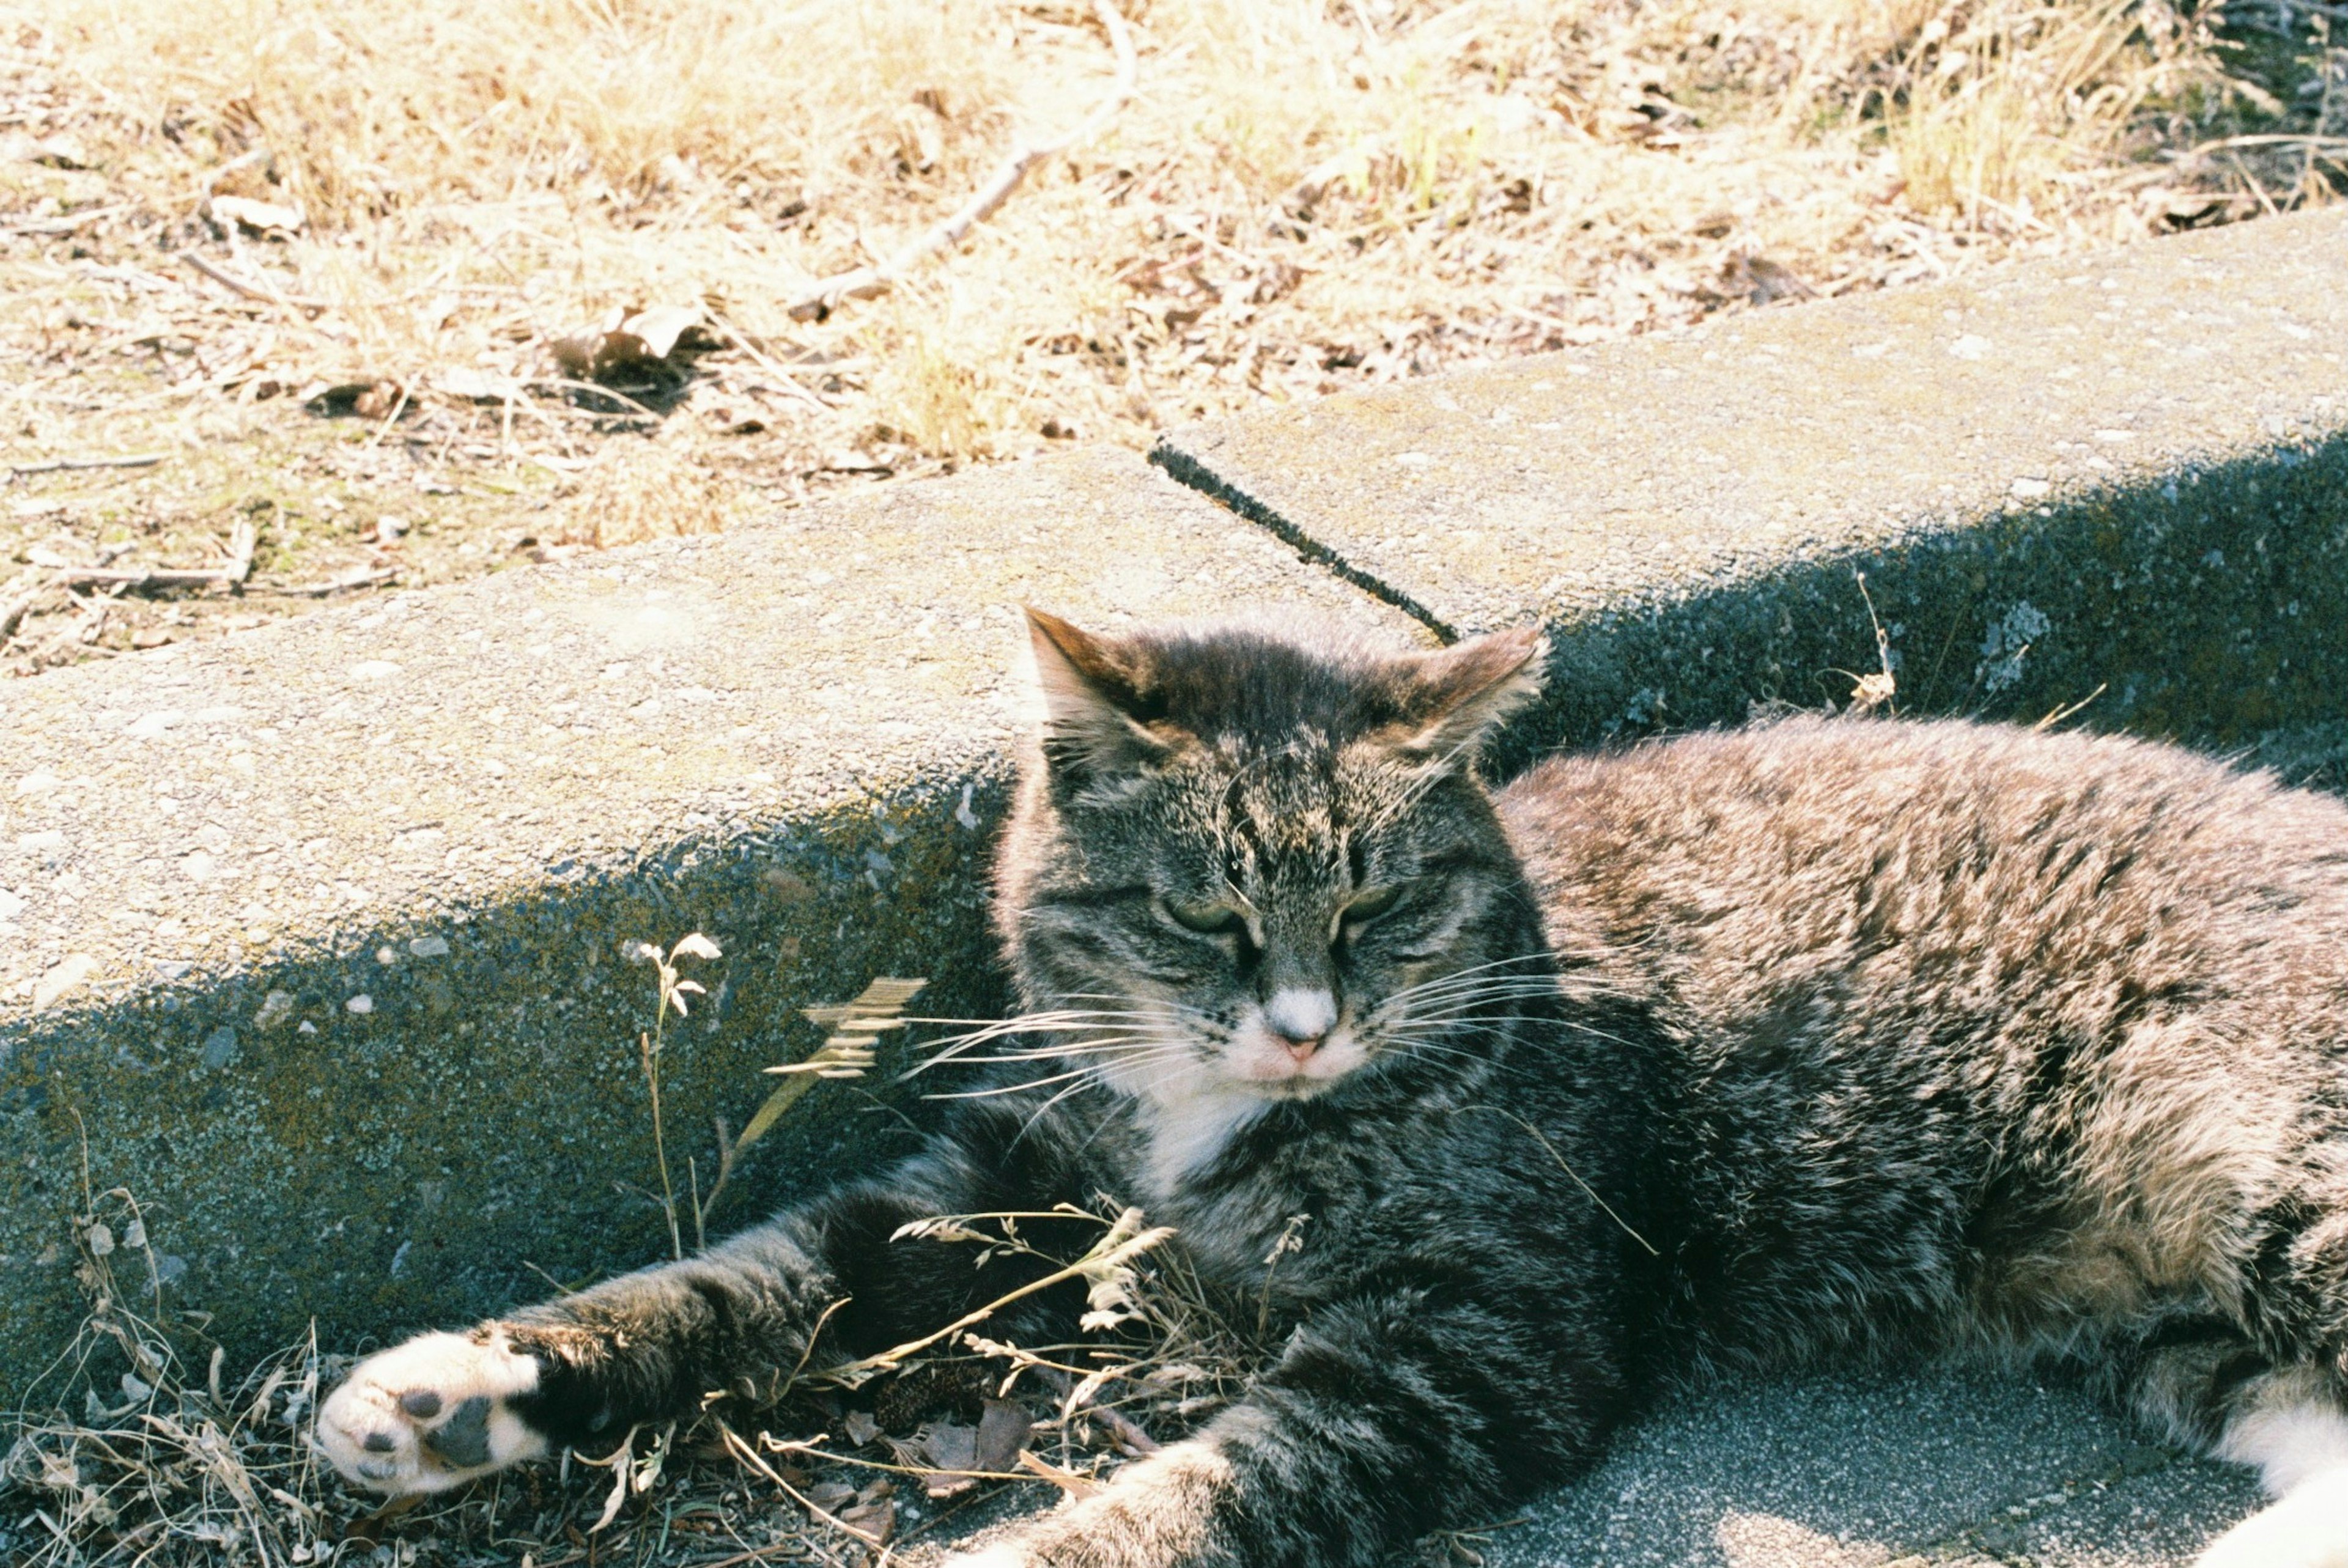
[408,935,450,957]
[349,660,404,682]
[125,710,184,740]
[346,994,374,1014]
[31,953,97,1010]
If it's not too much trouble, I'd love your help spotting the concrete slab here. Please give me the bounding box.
[0,446,1420,1394]
[1156,212,2348,765]
[1483,1370,2260,1568]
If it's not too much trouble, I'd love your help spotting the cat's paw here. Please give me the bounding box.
[2195,1465,2348,1568]
[314,1330,548,1495]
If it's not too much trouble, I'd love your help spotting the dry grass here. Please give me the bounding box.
[1,1188,1266,1568]
[6,0,2337,458]
[0,0,2335,662]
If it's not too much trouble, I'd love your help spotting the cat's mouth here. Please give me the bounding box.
[1223,1027,1369,1097]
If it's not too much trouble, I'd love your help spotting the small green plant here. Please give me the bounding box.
[622,938,928,1257]
[621,932,726,1261]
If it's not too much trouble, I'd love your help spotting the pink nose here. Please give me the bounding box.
[1276,1031,1323,1063]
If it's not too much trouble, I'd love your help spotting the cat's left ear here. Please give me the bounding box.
[1383,626,1549,762]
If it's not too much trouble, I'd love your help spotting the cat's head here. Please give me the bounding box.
[990,611,1550,1115]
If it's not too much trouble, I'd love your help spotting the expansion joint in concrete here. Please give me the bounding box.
[1146,441,1460,643]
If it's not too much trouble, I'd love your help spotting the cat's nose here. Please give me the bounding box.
[1264,988,1337,1059]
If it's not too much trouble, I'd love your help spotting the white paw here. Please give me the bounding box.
[314,1330,548,1495]
[2196,1465,2348,1568]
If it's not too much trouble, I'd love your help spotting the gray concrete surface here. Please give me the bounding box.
[1156,210,2348,768]
[0,446,1419,1393]
[1483,1369,2259,1568]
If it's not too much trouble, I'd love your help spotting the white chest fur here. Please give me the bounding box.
[1139,1088,1269,1201]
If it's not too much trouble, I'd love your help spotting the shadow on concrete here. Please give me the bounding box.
[1474,430,2348,792]
[0,775,1017,1401]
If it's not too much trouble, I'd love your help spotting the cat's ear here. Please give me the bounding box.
[1383,626,1548,762]
[1023,608,1188,781]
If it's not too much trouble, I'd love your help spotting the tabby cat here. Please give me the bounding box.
[318,613,2348,1567]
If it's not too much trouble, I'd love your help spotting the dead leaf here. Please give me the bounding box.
[624,304,701,360]
[1722,252,1813,306]
[913,1421,978,1498]
[549,303,706,378]
[303,380,404,419]
[353,382,404,420]
[29,134,89,169]
[804,1480,858,1513]
[208,194,305,235]
[550,307,626,378]
[836,1500,893,1546]
[975,1399,1031,1472]
[842,1410,880,1446]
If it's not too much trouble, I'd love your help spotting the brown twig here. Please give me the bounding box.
[259,566,397,598]
[223,517,259,586]
[0,587,40,641]
[51,564,231,590]
[47,520,258,594]
[178,251,333,312]
[10,452,168,475]
[785,0,1137,321]
[5,204,134,235]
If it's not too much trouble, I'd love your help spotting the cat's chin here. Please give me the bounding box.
[1247,1076,1345,1102]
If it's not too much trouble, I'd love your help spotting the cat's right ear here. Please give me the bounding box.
[1022,608,1187,784]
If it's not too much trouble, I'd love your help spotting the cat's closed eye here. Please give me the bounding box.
[1342,885,1401,925]
[1165,897,1248,937]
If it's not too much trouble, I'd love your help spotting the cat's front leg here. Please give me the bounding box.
[945,1284,1629,1568]
[319,1128,1090,1496]
[316,1219,849,1496]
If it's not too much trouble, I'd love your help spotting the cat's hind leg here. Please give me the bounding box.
[2109,1328,2348,1567]
[2198,1366,2348,1568]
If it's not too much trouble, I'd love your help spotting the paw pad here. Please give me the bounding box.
[423,1394,495,1468]
[314,1331,547,1496]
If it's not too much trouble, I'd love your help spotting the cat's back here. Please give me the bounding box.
[1500,717,2348,1358]
[1497,715,2348,1034]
